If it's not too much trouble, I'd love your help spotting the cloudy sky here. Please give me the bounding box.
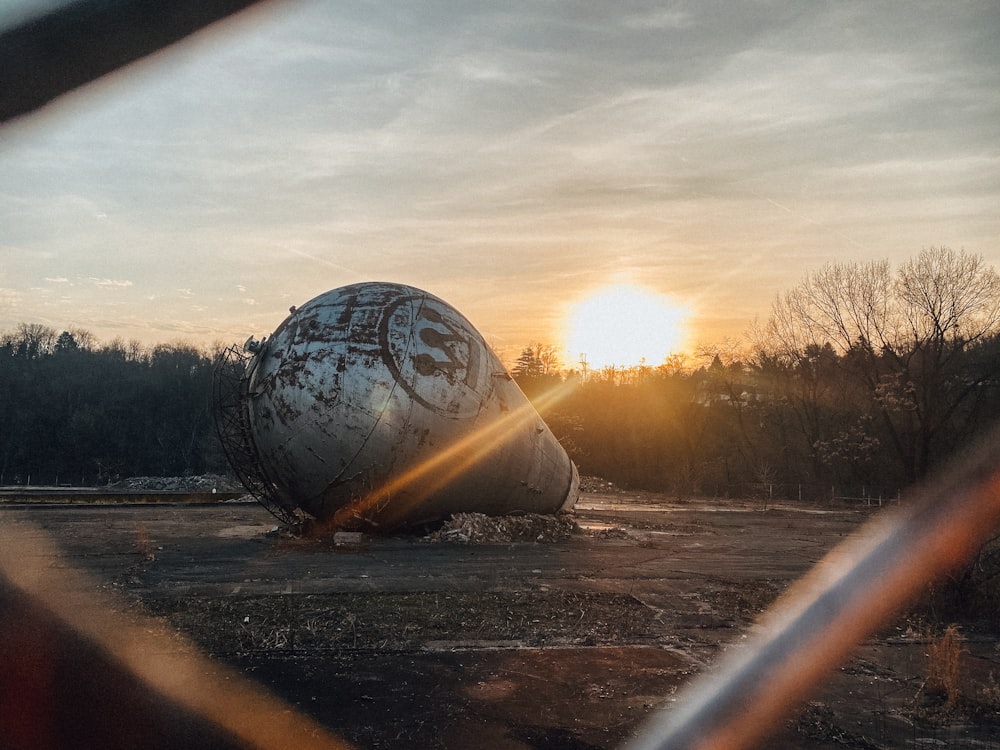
[1,1,998,365]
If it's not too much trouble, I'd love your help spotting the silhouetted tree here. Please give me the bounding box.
[758,247,1000,483]
[511,343,563,399]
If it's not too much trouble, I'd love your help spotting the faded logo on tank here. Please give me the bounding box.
[379,294,487,418]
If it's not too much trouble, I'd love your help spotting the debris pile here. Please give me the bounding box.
[109,474,242,492]
[426,512,578,544]
[578,475,625,493]
[587,526,630,539]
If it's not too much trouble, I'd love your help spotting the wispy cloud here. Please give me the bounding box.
[623,8,694,30]
[0,3,996,352]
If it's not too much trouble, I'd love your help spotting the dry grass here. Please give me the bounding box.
[925,624,964,708]
[133,522,154,561]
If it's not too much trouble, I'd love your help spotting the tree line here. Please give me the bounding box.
[2,247,997,501]
[0,325,225,485]
[513,248,1000,501]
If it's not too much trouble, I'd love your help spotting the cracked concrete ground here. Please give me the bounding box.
[2,491,997,748]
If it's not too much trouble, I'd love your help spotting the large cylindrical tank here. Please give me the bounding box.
[231,282,578,530]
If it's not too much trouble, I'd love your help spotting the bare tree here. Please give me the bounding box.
[102,337,149,363]
[891,248,1000,477]
[14,322,57,359]
[896,247,1000,348]
[67,326,97,351]
[532,342,562,376]
[762,259,895,360]
[758,247,1000,482]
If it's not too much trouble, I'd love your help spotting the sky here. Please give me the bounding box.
[1,1,998,367]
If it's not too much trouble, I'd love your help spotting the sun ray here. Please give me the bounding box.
[325,378,578,530]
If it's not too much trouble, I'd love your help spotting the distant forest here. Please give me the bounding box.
[0,327,225,485]
[3,247,999,501]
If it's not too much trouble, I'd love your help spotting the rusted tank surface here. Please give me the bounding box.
[215,282,578,530]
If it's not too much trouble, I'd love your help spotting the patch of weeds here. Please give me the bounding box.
[972,671,1000,720]
[134,522,154,562]
[791,702,879,749]
[924,624,964,709]
[919,535,1000,629]
[699,576,782,621]
[896,622,1000,732]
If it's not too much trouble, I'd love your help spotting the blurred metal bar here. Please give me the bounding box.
[0,520,353,750]
[0,0,278,124]
[625,423,1000,750]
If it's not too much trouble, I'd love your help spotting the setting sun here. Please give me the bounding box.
[563,284,689,370]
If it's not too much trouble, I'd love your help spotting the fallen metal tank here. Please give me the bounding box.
[214,282,579,530]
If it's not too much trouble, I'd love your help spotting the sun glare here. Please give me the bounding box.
[564,284,689,370]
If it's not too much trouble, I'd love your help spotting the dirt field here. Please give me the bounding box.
[2,487,998,749]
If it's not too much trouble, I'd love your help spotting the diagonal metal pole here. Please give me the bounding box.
[624,423,1000,750]
[0,0,281,124]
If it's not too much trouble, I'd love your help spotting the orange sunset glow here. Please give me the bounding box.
[0,5,995,360]
[563,284,690,369]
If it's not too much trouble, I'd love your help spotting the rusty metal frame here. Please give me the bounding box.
[212,344,300,525]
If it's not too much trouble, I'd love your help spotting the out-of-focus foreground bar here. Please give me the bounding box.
[0,0,277,124]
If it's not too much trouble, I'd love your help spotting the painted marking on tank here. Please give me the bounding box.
[378,294,486,418]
